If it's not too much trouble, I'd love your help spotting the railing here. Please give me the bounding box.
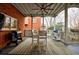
[60,30,79,43]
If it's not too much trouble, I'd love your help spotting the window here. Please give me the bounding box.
[33,17,37,23]
[1,13,17,30]
[25,17,29,24]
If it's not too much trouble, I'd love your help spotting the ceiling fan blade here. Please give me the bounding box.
[32,9,40,10]
[35,4,42,8]
[35,10,41,14]
[45,9,54,10]
[44,3,53,9]
[44,10,48,14]
[32,9,53,10]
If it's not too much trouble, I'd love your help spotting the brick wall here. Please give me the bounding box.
[0,3,25,48]
[0,3,25,32]
[25,16,41,30]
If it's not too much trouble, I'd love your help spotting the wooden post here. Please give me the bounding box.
[64,4,68,41]
[31,15,33,46]
[43,16,44,27]
[50,17,52,27]
[54,16,56,30]
[42,10,44,30]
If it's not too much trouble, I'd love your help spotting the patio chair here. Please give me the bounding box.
[38,30,47,53]
[24,30,33,37]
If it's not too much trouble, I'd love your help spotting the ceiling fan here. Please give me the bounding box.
[31,4,54,28]
[32,3,54,16]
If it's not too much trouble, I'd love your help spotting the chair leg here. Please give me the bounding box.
[45,38,47,54]
[21,38,23,41]
[15,40,18,45]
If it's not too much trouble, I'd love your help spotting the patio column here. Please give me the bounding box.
[31,15,33,44]
[31,16,33,30]
[64,4,68,40]
[50,17,53,27]
[41,16,45,30]
[54,16,56,30]
[43,16,44,27]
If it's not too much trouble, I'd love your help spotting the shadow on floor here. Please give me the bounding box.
[67,43,79,54]
[0,44,17,55]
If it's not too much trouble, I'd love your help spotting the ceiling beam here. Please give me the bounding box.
[47,3,57,16]
[12,3,26,16]
[53,4,64,16]
[21,4,31,15]
[25,4,35,15]
[16,4,29,16]
[44,3,53,9]
[68,3,79,8]
[49,4,61,16]
[18,4,29,16]
[55,7,64,17]
[35,3,42,8]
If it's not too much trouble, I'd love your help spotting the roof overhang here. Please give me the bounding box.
[12,3,79,17]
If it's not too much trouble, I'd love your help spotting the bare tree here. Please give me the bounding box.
[68,8,79,29]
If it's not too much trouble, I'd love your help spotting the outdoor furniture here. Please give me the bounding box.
[38,30,47,53]
[17,31,23,41]
[24,30,32,37]
[11,31,22,45]
[32,30,39,45]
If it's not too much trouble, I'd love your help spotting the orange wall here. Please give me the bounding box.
[25,16,41,30]
[0,3,25,48]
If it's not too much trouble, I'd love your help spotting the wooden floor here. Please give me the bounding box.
[9,37,79,55]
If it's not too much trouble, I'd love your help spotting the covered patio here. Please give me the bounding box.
[0,3,79,55]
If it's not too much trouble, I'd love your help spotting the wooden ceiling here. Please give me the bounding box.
[12,3,79,17]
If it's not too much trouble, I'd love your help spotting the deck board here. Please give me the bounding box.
[9,37,78,55]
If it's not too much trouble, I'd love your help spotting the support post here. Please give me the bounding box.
[42,10,45,30]
[64,4,68,41]
[43,16,44,27]
[53,16,56,30]
[50,17,52,27]
[31,15,33,46]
